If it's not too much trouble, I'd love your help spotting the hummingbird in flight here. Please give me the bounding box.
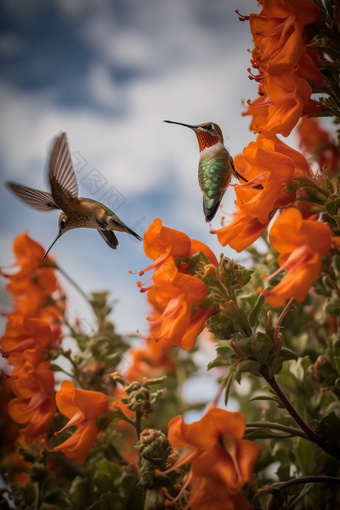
[6,132,142,259]
[164,121,262,222]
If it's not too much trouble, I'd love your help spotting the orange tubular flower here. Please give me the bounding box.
[8,358,56,444]
[1,232,65,342]
[145,258,213,351]
[135,219,218,351]
[1,315,52,365]
[211,209,269,253]
[137,218,191,276]
[262,208,331,307]
[250,0,321,76]
[244,0,323,137]
[244,72,320,137]
[188,477,254,510]
[211,133,311,250]
[53,381,109,464]
[161,408,261,502]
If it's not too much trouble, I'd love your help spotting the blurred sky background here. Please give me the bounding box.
[1,0,328,409]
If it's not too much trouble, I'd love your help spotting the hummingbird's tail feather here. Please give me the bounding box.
[98,229,119,249]
[110,218,143,242]
[5,182,60,212]
[203,195,223,223]
[123,225,143,241]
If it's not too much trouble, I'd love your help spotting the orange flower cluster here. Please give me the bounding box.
[243,0,323,137]
[53,381,109,465]
[161,407,261,509]
[211,133,311,251]
[1,232,64,341]
[0,233,65,443]
[2,316,57,444]
[262,208,331,307]
[298,117,340,175]
[135,219,218,351]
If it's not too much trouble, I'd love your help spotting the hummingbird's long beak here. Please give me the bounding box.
[42,230,62,260]
[163,120,198,129]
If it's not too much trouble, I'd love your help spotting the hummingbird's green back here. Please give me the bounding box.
[199,153,231,221]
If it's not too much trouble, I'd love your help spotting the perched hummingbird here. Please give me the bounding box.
[164,121,261,222]
[5,132,142,259]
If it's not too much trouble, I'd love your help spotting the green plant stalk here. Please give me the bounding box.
[245,422,308,439]
[266,476,340,494]
[260,368,324,445]
[56,264,93,308]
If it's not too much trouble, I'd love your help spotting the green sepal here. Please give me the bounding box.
[251,331,273,365]
[325,200,338,216]
[188,251,211,273]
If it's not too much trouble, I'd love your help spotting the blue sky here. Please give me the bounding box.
[0,0,267,345]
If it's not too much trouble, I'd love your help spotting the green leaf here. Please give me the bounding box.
[287,483,314,509]
[248,294,266,328]
[279,347,298,364]
[97,461,121,480]
[244,428,293,440]
[92,472,116,496]
[318,411,340,458]
[70,477,93,508]
[223,366,235,407]
[234,359,259,383]
[293,438,315,474]
[88,492,124,510]
[276,463,291,482]
[207,355,229,370]
[49,364,64,372]
[247,395,282,406]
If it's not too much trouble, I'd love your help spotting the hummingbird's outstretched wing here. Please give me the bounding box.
[49,132,79,210]
[5,182,60,212]
[97,229,119,249]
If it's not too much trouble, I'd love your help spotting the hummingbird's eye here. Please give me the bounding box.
[205,124,213,130]
[60,219,66,229]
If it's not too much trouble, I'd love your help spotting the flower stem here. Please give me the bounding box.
[56,264,92,307]
[323,273,340,295]
[245,422,308,439]
[259,367,324,448]
[275,298,294,332]
[34,482,42,510]
[268,476,340,494]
